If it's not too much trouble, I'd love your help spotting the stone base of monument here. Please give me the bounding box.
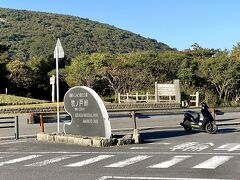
[37,130,141,147]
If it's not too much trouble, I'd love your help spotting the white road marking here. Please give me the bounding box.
[0,151,240,156]
[214,143,240,151]
[25,155,79,167]
[148,142,171,145]
[148,155,191,168]
[193,156,233,169]
[0,140,27,145]
[65,155,114,167]
[105,155,151,168]
[0,155,41,166]
[227,144,240,151]
[96,176,232,180]
[170,142,213,152]
[130,147,151,150]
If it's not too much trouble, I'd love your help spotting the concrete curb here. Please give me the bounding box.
[36,132,141,147]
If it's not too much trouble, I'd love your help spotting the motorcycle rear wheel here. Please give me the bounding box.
[183,118,192,132]
[205,122,218,134]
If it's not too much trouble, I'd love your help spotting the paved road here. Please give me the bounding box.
[0,127,240,180]
[0,111,240,139]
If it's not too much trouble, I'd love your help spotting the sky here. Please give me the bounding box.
[0,0,240,51]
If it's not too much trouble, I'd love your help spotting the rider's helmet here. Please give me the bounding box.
[201,102,209,109]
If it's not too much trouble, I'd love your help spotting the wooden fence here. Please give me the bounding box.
[118,92,155,103]
[118,91,200,107]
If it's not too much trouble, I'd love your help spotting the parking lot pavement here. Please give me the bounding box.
[0,114,64,140]
[0,111,240,140]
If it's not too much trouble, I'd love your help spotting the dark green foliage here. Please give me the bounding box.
[0,8,240,106]
[62,49,240,106]
[0,44,10,93]
[0,8,172,60]
[0,7,172,100]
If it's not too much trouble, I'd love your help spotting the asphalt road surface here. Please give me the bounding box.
[0,111,240,139]
[0,126,240,180]
[0,110,240,179]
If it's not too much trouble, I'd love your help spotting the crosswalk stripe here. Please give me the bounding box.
[65,155,114,167]
[0,155,41,166]
[0,154,235,169]
[105,155,151,168]
[148,156,191,168]
[24,155,80,167]
[193,156,233,169]
[228,144,240,151]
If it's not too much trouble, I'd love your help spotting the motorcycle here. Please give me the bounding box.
[180,102,218,134]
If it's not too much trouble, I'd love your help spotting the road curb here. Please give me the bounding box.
[36,132,142,147]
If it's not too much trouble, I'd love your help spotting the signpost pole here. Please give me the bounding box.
[54,38,64,133]
[56,48,60,133]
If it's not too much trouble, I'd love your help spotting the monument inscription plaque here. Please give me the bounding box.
[63,86,111,138]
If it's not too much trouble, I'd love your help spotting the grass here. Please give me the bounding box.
[0,94,50,106]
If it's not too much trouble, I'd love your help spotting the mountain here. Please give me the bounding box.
[0,8,173,60]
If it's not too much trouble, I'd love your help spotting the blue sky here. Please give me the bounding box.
[0,0,240,51]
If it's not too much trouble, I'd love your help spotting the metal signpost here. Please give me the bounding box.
[54,38,64,133]
[50,75,55,102]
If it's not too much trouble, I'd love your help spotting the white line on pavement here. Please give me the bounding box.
[130,147,151,150]
[65,155,114,167]
[192,156,233,169]
[0,140,27,145]
[0,155,41,166]
[148,155,191,168]
[105,155,151,168]
[25,155,80,167]
[0,151,240,156]
[96,176,233,180]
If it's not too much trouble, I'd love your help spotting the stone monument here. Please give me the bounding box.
[63,86,111,139]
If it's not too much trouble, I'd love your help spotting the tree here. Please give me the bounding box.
[231,43,240,59]
[6,59,33,96]
[186,43,219,58]
[63,53,111,88]
[177,58,199,87]
[27,56,55,99]
[198,52,240,102]
[0,44,10,93]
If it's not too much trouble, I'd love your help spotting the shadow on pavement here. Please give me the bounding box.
[217,128,240,134]
[216,118,239,122]
[141,127,240,143]
[141,129,197,143]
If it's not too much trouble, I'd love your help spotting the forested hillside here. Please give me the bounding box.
[0,8,172,60]
[1,8,240,106]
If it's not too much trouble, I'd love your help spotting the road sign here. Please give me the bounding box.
[50,75,55,102]
[54,38,64,133]
[50,75,55,85]
[54,39,64,58]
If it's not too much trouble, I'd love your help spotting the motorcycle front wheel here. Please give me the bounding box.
[205,122,218,134]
